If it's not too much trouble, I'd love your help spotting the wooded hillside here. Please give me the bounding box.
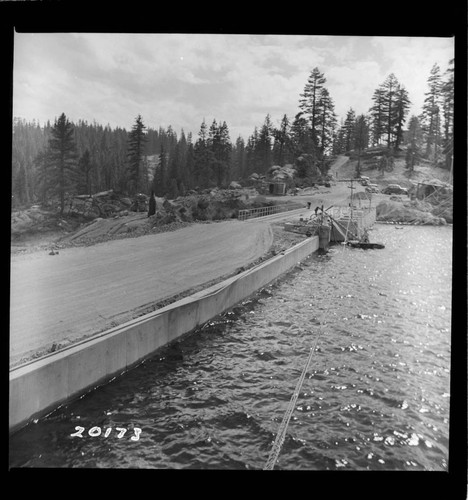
[11,59,454,211]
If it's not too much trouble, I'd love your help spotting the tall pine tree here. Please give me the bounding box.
[381,73,399,148]
[256,114,273,174]
[369,87,386,147]
[272,114,292,167]
[193,119,215,188]
[369,74,410,149]
[232,136,246,180]
[353,114,369,177]
[405,115,423,173]
[421,63,443,160]
[342,108,356,153]
[77,148,94,194]
[152,143,167,197]
[126,115,147,195]
[290,113,318,179]
[441,59,454,171]
[393,85,411,149]
[38,112,78,215]
[299,67,327,141]
[316,88,337,154]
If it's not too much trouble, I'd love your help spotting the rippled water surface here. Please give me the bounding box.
[9,224,452,470]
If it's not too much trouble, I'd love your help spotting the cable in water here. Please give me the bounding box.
[263,329,323,470]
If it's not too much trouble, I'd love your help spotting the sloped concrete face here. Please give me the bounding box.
[9,356,70,428]
[9,236,319,433]
[126,313,169,367]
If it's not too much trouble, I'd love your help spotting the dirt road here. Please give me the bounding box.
[9,220,273,366]
[268,156,384,209]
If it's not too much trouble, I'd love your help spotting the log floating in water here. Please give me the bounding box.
[346,241,385,249]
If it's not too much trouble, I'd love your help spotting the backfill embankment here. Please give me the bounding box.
[9,235,319,434]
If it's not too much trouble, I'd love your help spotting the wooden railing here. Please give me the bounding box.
[238,203,304,221]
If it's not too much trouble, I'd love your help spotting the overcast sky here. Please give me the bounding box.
[13,33,454,141]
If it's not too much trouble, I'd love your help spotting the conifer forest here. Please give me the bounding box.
[11,60,454,212]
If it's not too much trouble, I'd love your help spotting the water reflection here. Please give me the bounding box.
[9,225,452,470]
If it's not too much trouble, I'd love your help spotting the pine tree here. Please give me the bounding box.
[12,162,29,207]
[343,108,356,153]
[290,113,316,156]
[332,118,346,155]
[185,136,195,190]
[208,120,232,186]
[405,116,423,173]
[369,74,410,150]
[168,140,181,189]
[316,88,337,154]
[126,114,147,195]
[381,74,400,148]
[354,114,369,177]
[232,136,246,180]
[393,85,411,149]
[207,119,218,150]
[177,129,189,187]
[34,149,51,203]
[193,119,215,189]
[299,67,327,140]
[77,149,94,194]
[441,59,454,171]
[369,87,386,146]
[152,144,167,197]
[290,113,318,179]
[245,127,261,176]
[272,114,292,166]
[256,114,273,174]
[38,112,78,215]
[12,118,49,206]
[421,63,443,160]
[168,177,179,199]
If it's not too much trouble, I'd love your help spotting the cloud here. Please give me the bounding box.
[369,36,454,116]
[326,61,382,118]
[13,33,455,140]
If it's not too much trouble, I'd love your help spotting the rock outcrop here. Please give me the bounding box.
[376,199,447,225]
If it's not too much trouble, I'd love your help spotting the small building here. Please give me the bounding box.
[268,182,286,195]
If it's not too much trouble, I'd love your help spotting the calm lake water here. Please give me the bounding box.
[9,223,452,470]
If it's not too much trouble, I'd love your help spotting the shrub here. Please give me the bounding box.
[212,207,227,221]
[192,207,207,221]
[197,198,209,210]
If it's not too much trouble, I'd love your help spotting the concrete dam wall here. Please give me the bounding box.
[9,235,319,434]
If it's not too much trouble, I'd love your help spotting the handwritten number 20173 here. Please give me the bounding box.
[70,426,141,441]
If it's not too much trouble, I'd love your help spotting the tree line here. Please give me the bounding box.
[331,60,454,175]
[11,59,454,211]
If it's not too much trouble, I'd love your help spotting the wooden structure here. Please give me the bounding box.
[284,177,377,244]
[413,180,453,202]
[328,206,376,242]
[268,182,286,195]
[238,202,303,221]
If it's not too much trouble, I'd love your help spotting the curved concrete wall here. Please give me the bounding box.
[9,235,319,433]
